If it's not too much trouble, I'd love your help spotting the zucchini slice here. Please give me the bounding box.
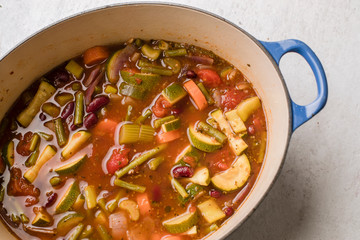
[211,154,251,192]
[225,109,247,134]
[57,212,84,236]
[162,83,187,105]
[119,82,147,100]
[32,208,52,227]
[189,167,210,186]
[162,211,198,234]
[119,199,140,221]
[188,125,222,153]
[236,96,261,122]
[55,180,80,214]
[54,154,87,175]
[120,70,161,90]
[61,131,91,160]
[197,199,225,224]
[161,118,181,132]
[2,140,14,167]
[175,145,202,164]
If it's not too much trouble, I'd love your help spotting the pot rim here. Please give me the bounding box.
[0,2,293,239]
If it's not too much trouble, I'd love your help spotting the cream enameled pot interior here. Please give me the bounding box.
[0,4,291,239]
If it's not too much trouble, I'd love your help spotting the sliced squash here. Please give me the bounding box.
[197,199,225,224]
[188,125,222,153]
[211,154,251,192]
[162,211,198,234]
[175,145,202,164]
[236,96,261,122]
[120,70,161,90]
[54,154,87,175]
[55,180,80,214]
[32,208,52,227]
[225,109,247,134]
[189,167,210,186]
[57,212,84,236]
[61,131,91,160]
[2,140,14,167]
[162,83,187,105]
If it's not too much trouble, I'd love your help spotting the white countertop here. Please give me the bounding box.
[1,0,359,239]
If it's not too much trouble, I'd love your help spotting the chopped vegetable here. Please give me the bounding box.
[135,109,152,124]
[61,130,91,160]
[107,190,125,213]
[65,60,84,79]
[68,223,84,240]
[96,224,112,240]
[109,212,127,239]
[106,148,130,174]
[25,149,39,167]
[236,96,261,122]
[57,213,84,236]
[119,82,147,100]
[188,125,222,152]
[147,156,165,170]
[42,102,60,117]
[164,48,187,57]
[141,66,173,76]
[106,45,137,83]
[162,83,187,105]
[225,109,247,134]
[2,140,14,167]
[84,46,109,65]
[29,133,40,152]
[141,44,161,60]
[80,225,94,239]
[32,208,52,227]
[55,92,73,106]
[24,145,57,183]
[153,115,175,129]
[197,121,227,144]
[55,180,80,214]
[184,80,208,110]
[54,154,87,175]
[84,185,97,209]
[120,70,161,90]
[136,193,151,216]
[162,211,198,233]
[54,118,68,147]
[197,82,214,105]
[104,85,118,94]
[49,176,62,187]
[163,58,181,74]
[170,178,188,199]
[161,118,180,132]
[114,179,146,193]
[175,145,202,165]
[119,199,140,221]
[197,69,222,88]
[189,167,210,186]
[74,91,84,126]
[17,81,56,127]
[157,129,181,143]
[158,40,169,50]
[119,124,154,144]
[197,199,225,224]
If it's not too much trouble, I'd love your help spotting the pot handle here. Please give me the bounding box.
[259,39,328,131]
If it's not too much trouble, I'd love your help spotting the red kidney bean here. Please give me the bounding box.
[45,192,58,208]
[152,185,162,202]
[186,70,197,78]
[247,125,255,135]
[70,124,78,131]
[61,101,75,120]
[171,108,183,115]
[47,69,69,88]
[84,113,98,129]
[39,113,47,121]
[86,96,109,113]
[172,166,194,178]
[223,206,234,216]
[209,189,222,198]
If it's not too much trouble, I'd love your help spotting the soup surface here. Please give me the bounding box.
[0,39,266,240]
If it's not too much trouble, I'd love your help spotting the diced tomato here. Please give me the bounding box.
[152,185,162,202]
[7,168,40,202]
[16,132,33,156]
[221,89,246,110]
[106,148,130,174]
[197,69,222,88]
[152,96,172,118]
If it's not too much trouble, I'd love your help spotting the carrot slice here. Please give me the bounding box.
[136,193,151,215]
[157,130,181,143]
[93,119,118,136]
[83,46,109,65]
[183,80,208,110]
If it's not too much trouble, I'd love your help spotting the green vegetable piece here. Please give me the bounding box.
[94,85,102,95]
[25,149,39,167]
[224,109,247,134]
[61,130,91,160]
[208,223,219,232]
[163,58,181,74]
[197,121,227,144]
[158,40,169,50]
[153,115,175,129]
[24,145,57,183]
[135,109,152,124]
[139,125,155,142]
[55,180,80,214]
[57,213,84,236]
[135,38,143,47]
[162,211,198,234]
[141,66,173,76]
[71,82,82,91]
[147,156,165,170]
[119,82,147,100]
[107,190,125,213]
[68,223,84,240]
[114,179,146,193]
[115,144,167,178]
[2,140,14,167]
[189,167,210,186]
[97,198,108,214]
[38,131,53,141]
[49,176,62,187]
[119,124,140,144]
[104,85,118,94]
[197,83,214,105]
[72,194,85,210]
[141,44,161,60]
[137,58,153,68]
[188,125,222,152]
[179,183,203,204]
[84,185,97,210]
[164,48,187,57]
[197,199,225,224]
[211,154,251,192]
[96,224,112,240]
[29,133,40,152]
[54,154,87,175]
[80,225,94,239]
[54,118,68,147]
[0,185,5,202]
[175,145,202,165]
[65,60,84,79]
[55,92,74,106]
[162,83,187,105]
[161,118,180,132]
[220,66,233,79]
[236,96,261,122]
[42,102,60,117]
[20,214,29,224]
[32,208,52,227]
[17,81,56,127]
[74,91,84,126]
[119,199,140,221]
[171,178,188,199]
[125,105,133,121]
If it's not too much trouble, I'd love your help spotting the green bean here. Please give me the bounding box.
[197,121,227,144]
[141,66,173,76]
[97,198,108,214]
[74,91,84,126]
[29,133,40,152]
[114,179,146,193]
[0,185,4,202]
[171,178,188,198]
[147,156,165,170]
[68,223,84,240]
[54,118,68,147]
[107,190,125,213]
[11,214,21,224]
[25,149,39,167]
[38,132,53,141]
[197,82,214,105]
[164,48,187,57]
[135,38,143,47]
[96,224,112,240]
[163,58,181,74]
[80,225,94,238]
[20,214,29,224]
[135,109,152,124]
[153,115,175,129]
[72,82,82,91]
[125,105,133,121]
[137,59,153,68]
[115,144,167,178]
[50,176,62,187]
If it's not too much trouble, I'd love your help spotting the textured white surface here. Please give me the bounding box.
[0,0,360,239]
